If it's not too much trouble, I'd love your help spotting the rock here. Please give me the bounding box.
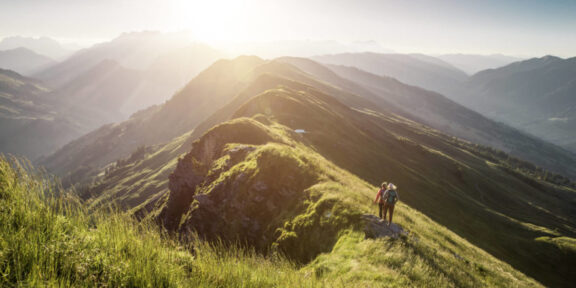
[362,214,407,239]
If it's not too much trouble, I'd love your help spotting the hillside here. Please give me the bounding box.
[312,52,468,97]
[437,54,522,75]
[0,47,56,75]
[0,69,85,159]
[0,34,225,160]
[48,59,143,124]
[277,57,576,179]
[0,132,543,286]
[39,56,266,177]
[460,56,576,153]
[0,156,332,287]
[44,56,576,185]
[158,116,542,287]
[83,78,576,286]
[225,86,576,287]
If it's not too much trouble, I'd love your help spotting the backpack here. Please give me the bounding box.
[386,190,397,204]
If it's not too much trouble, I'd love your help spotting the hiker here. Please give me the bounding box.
[373,182,388,220]
[382,183,399,226]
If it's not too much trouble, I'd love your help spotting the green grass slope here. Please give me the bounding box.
[227,87,576,287]
[82,77,575,286]
[0,156,330,287]
[0,140,543,287]
[156,112,542,287]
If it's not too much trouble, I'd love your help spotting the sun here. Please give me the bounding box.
[169,0,252,42]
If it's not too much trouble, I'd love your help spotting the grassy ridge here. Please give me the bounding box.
[229,86,575,287]
[160,115,542,287]
[0,156,324,287]
[0,143,543,287]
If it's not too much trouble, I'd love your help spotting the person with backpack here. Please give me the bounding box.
[382,183,399,226]
[373,182,388,220]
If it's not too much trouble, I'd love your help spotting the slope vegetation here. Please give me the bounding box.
[155,90,544,287]
[0,156,331,287]
[71,66,575,286]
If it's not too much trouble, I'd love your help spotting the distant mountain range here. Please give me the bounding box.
[313,52,576,154]
[0,36,73,60]
[0,69,82,159]
[0,47,56,75]
[456,56,576,153]
[437,54,522,75]
[0,32,224,159]
[34,32,222,88]
[223,39,394,59]
[313,52,468,98]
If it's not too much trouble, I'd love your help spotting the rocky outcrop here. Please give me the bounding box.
[160,119,274,229]
[159,117,362,262]
[362,214,408,239]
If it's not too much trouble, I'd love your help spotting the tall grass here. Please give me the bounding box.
[0,156,325,287]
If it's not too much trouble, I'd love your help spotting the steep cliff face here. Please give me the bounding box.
[160,117,362,261]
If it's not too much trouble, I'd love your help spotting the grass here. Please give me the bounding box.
[0,117,544,288]
[157,114,542,287]
[38,85,575,287]
[229,87,576,287]
[0,156,329,287]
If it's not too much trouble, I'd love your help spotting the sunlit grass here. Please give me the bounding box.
[0,156,326,287]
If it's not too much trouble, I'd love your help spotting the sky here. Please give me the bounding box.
[0,0,575,57]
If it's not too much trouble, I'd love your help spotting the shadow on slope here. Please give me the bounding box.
[156,93,542,286]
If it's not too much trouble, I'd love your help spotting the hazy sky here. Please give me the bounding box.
[1,0,575,57]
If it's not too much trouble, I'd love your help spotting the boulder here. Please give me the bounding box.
[362,214,407,239]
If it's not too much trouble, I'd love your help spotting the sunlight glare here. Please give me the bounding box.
[169,0,251,41]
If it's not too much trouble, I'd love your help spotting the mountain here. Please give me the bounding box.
[312,52,468,97]
[39,55,576,286]
[224,39,394,59]
[87,78,574,286]
[1,139,543,287]
[42,55,576,191]
[47,59,142,124]
[437,54,522,75]
[0,69,83,159]
[277,57,576,179]
[0,34,225,160]
[29,32,225,134]
[34,32,223,88]
[0,47,56,75]
[177,84,576,286]
[39,56,266,177]
[0,36,72,60]
[456,56,576,153]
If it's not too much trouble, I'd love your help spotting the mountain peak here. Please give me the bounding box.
[0,36,71,60]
